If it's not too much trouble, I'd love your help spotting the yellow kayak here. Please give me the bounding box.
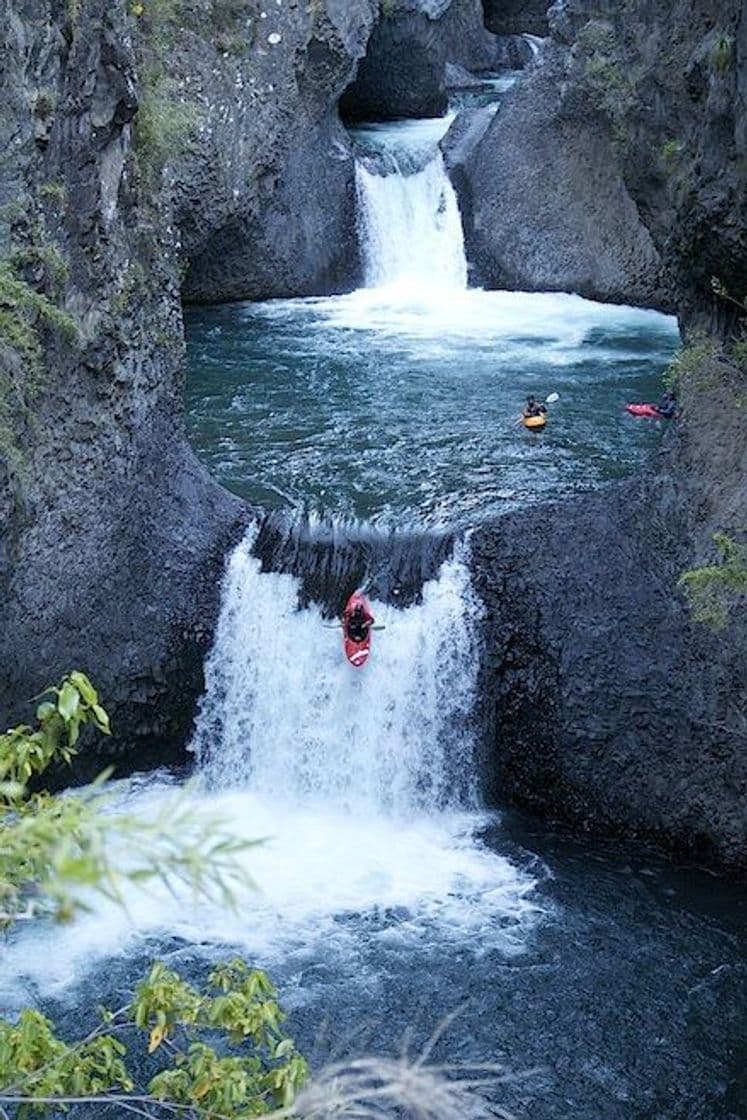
[522,414,547,430]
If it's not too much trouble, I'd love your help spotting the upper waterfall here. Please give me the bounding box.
[351,116,468,291]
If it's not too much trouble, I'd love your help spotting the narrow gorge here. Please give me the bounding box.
[0,1,745,1112]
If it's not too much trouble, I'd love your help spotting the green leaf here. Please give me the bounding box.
[69,671,98,706]
[57,682,80,722]
[92,704,111,734]
[35,701,57,723]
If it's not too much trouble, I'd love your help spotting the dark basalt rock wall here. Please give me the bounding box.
[466,0,747,867]
[449,0,746,315]
[340,0,515,121]
[544,0,746,325]
[0,0,377,768]
[483,0,549,36]
[444,44,672,307]
[471,413,746,869]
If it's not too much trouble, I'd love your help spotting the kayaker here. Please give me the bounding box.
[654,391,677,419]
[347,603,374,643]
[523,395,547,418]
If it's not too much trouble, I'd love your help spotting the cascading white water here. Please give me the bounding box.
[352,118,468,291]
[192,530,482,814]
[0,528,541,1008]
[356,156,468,290]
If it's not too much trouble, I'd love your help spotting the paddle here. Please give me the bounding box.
[324,622,386,631]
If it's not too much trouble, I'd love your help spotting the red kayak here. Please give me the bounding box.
[342,591,374,669]
[626,403,660,418]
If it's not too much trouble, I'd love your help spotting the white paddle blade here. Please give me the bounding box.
[545,392,559,404]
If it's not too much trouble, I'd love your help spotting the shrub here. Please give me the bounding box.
[661,137,685,167]
[678,533,747,631]
[662,335,719,392]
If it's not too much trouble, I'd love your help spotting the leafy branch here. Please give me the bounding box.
[0,960,309,1119]
[0,673,254,925]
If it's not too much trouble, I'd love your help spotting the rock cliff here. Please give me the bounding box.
[0,0,378,767]
[468,0,746,867]
[0,0,744,866]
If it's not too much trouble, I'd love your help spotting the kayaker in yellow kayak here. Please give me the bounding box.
[522,395,547,420]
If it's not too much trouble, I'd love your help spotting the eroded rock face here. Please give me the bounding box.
[0,0,377,767]
[543,0,746,326]
[444,43,672,307]
[340,0,515,121]
[175,0,378,301]
[483,0,549,37]
[462,0,747,867]
[470,377,747,869]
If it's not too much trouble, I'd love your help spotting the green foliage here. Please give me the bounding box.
[661,137,685,167]
[662,335,719,392]
[731,338,747,369]
[111,259,149,315]
[130,0,202,175]
[211,0,255,54]
[0,674,253,926]
[30,88,56,120]
[135,79,201,172]
[0,960,307,1117]
[38,181,67,204]
[0,252,77,470]
[678,533,747,631]
[10,243,69,300]
[0,671,109,790]
[0,260,76,368]
[380,0,399,18]
[578,20,636,145]
[0,672,307,1119]
[709,31,734,72]
[711,275,747,316]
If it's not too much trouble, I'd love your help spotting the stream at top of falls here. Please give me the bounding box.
[4,92,745,1120]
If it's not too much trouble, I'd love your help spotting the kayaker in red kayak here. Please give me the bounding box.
[346,602,375,643]
[653,391,678,418]
[626,391,679,419]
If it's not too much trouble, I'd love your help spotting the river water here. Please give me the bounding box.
[3,87,744,1120]
[185,113,679,528]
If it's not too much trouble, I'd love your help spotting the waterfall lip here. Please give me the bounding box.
[251,507,457,614]
[348,113,457,177]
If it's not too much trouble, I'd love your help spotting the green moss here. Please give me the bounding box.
[39,181,67,204]
[134,80,201,174]
[130,0,203,177]
[709,31,734,73]
[662,336,719,392]
[111,259,149,315]
[661,137,685,167]
[578,20,637,147]
[10,243,69,298]
[731,339,747,369]
[0,260,78,468]
[678,534,747,631]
